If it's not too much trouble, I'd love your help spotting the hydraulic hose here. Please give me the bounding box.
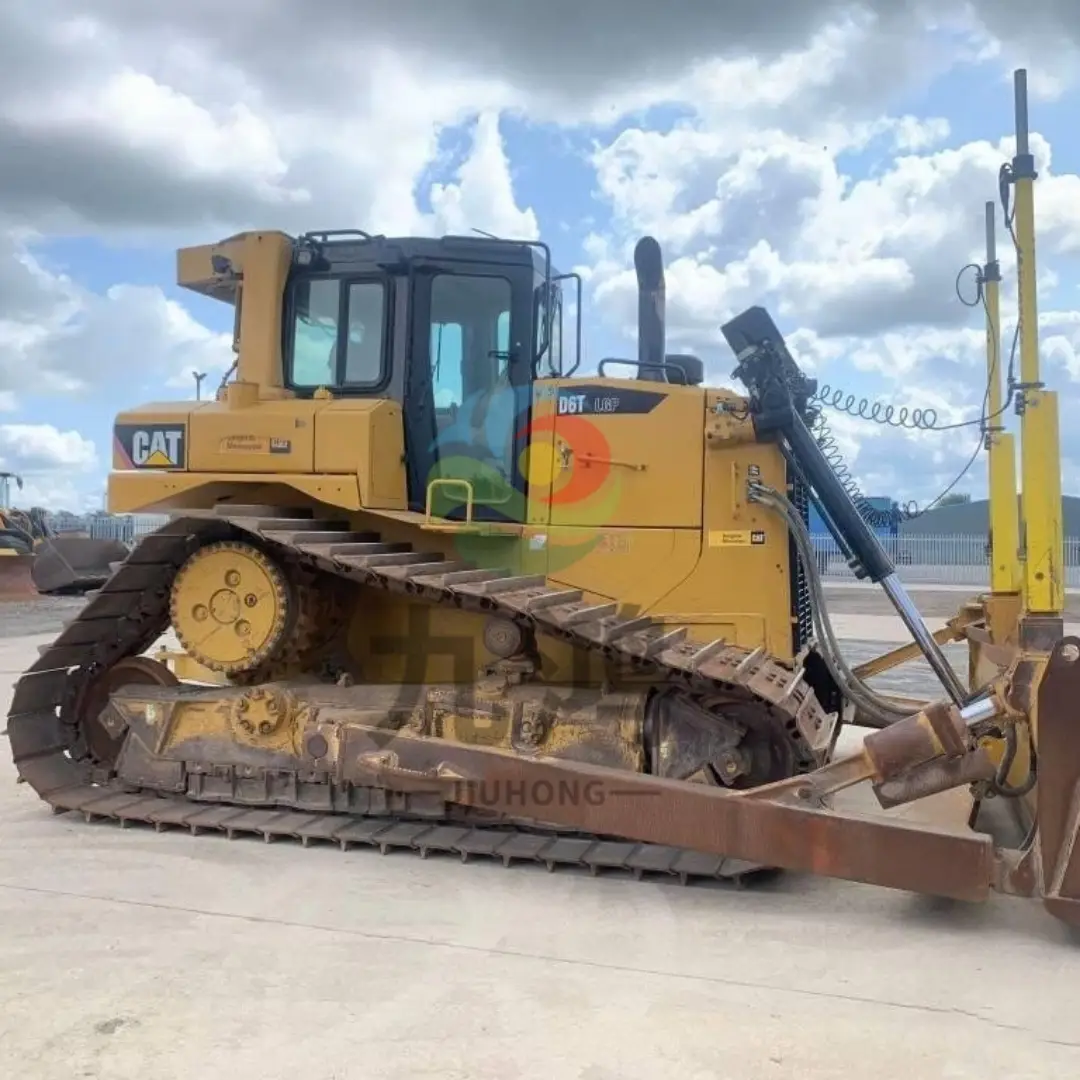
[750,482,913,728]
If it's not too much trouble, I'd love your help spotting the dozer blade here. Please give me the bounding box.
[30,537,130,595]
[0,552,37,599]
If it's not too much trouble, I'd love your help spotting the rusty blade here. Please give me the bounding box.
[1032,637,1080,926]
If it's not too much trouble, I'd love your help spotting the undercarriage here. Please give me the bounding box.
[9,505,831,885]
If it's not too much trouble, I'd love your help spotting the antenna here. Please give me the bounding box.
[193,371,207,400]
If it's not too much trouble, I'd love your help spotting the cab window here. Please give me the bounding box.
[289,278,386,389]
[533,283,563,377]
[428,274,512,408]
[427,273,516,486]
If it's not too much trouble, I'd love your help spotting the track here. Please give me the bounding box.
[7,505,836,885]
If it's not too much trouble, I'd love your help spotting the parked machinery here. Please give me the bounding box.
[0,473,37,598]
[0,476,129,599]
[7,70,1077,934]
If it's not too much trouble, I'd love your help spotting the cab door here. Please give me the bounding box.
[403,264,534,522]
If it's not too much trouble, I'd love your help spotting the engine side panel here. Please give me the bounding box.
[540,378,704,529]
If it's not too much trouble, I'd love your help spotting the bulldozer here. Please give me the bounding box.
[7,69,1079,934]
[0,472,129,598]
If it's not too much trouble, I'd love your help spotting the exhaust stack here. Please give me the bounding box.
[634,236,666,381]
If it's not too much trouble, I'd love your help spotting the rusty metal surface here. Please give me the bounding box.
[873,749,996,810]
[1030,637,1080,925]
[0,552,37,599]
[861,701,969,780]
[343,731,997,901]
[31,537,130,595]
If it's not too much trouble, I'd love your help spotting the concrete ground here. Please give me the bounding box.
[1,588,1079,1079]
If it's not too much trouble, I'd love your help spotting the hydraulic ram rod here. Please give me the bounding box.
[722,306,968,706]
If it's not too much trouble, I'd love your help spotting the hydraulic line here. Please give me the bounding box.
[750,482,912,728]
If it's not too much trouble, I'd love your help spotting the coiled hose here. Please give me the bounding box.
[808,411,920,528]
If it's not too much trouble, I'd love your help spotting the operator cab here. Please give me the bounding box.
[280,230,577,522]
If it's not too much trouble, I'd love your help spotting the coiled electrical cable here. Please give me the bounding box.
[807,244,1020,529]
[807,410,921,528]
[811,385,938,431]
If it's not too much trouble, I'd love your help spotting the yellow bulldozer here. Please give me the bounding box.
[0,473,129,599]
[8,70,1079,934]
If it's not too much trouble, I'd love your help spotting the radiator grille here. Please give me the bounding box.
[788,471,814,654]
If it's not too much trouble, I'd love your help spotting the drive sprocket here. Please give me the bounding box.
[169,540,292,676]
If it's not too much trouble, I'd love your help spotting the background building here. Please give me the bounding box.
[897,496,1080,537]
[808,496,898,539]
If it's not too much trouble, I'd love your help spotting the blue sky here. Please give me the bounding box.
[5,4,1080,510]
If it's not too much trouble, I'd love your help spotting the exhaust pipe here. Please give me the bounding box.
[634,236,666,381]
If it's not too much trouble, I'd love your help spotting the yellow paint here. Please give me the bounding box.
[662,411,794,660]
[544,378,704,528]
[982,260,1022,598]
[314,399,407,508]
[113,229,800,678]
[1011,161,1064,615]
[548,528,698,613]
[171,542,289,673]
[152,646,229,685]
[108,471,363,513]
[525,438,559,488]
[189,399,320,474]
[709,530,754,547]
[1020,389,1064,614]
[526,386,559,526]
[345,592,498,685]
[178,231,294,398]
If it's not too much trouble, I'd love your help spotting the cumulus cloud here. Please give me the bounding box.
[3,0,1080,511]
[426,114,539,240]
[0,423,99,510]
[0,233,235,400]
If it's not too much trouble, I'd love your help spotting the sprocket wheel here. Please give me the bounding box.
[170,541,293,676]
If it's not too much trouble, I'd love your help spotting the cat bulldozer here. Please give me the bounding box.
[7,69,1079,935]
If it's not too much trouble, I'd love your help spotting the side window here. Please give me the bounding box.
[343,282,385,386]
[533,284,563,377]
[290,279,339,388]
[288,278,386,389]
[549,287,563,376]
[497,311,510,356]
[428,275,512,412]
[431,323,464,408]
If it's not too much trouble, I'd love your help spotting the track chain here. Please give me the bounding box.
[7,505,836,885]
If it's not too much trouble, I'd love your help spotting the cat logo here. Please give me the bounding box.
[113,423,187,470]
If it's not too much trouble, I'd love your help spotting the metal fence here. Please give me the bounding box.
[811,534,1080,587]
[48,513,169,544]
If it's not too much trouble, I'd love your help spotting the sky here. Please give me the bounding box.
[5,0,1080,512]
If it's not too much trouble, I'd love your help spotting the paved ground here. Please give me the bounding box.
[2,592,1079,1078]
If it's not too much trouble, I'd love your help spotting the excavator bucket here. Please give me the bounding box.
[0,551,37,599]
[30,537,130,595]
